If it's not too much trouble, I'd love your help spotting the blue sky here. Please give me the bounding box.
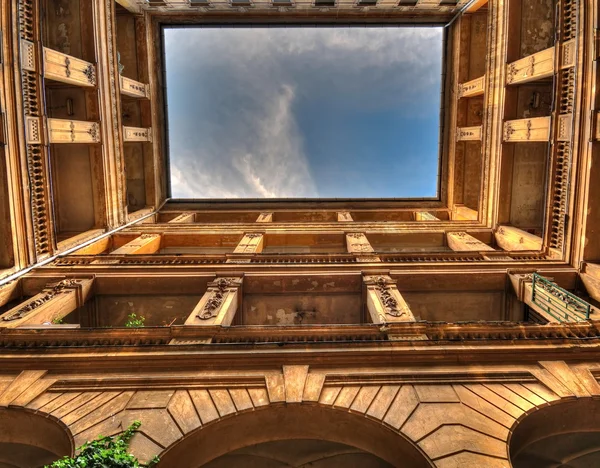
[164,26,443,199]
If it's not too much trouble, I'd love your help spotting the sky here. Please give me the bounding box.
[164,26,443,199]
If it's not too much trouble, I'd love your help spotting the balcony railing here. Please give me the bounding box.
[532,273,591,322]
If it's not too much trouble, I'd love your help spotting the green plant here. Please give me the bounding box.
[125,313,145,328]
[46,421,159,467]
[52,317,64,325]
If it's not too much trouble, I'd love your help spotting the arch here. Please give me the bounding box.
[159,404,434,468]
[0,407,73,468]
[509,398,600,468]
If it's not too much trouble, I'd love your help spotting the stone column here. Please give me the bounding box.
[363,275,415,324]
[0,278,93,328]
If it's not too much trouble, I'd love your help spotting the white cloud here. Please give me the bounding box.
[165,27,443,198]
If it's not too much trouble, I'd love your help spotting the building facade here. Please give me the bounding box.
[1,0,600,466]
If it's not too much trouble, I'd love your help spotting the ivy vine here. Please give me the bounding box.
[47,421,159,468]
[125,313,145,328]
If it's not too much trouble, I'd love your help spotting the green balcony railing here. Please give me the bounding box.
[531,273,591,322]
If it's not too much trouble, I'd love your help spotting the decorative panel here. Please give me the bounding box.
[20,39,35,71]
[503,117,551,142]
[48,119,101,144]
[561,39,576,69]
[43,48,96,87]
[556,114,572,142]
[506,47,555,85]
[456,126,482,141]
[123,126,152,142]
[457,76,484,98]
[25,117,41,144]
[119,76,150,98]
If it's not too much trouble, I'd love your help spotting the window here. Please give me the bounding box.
[164,26,443,199]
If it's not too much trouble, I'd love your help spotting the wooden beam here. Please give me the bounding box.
[506,47,555,85]
[457,76,484,98]
[168,213,195,224]
[233,233,264,254]
[0,279,93,328]
[110,234,161,255]
[415,212,439,221]
[337,212,353,222]
[495,226,543,251]
[503,117,551,142]
[363,275,415,324]
[183,277,243,327]
[447,232,495,252]
[256,213,273,223]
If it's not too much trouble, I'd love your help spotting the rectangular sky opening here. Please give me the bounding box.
[164,26,444,199]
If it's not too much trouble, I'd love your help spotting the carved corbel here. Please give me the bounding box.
[0,278,93,327]
[185,277,244,326]
[363,275,415,324]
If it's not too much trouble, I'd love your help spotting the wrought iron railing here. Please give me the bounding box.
[531,273,590,322]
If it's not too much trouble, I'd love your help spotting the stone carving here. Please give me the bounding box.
[2,279,78,322]
[503,122,515,141]
[87,123,100,142]
[83,64,96,86]
[373,276,406,318]
[197,278,239,320]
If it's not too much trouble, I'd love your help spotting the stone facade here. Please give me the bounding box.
[1,0,600,467]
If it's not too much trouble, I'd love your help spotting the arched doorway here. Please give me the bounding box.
[510,399,600,468]
[203,439,393,467]
[158,404,433,468]
[0,408,73,468]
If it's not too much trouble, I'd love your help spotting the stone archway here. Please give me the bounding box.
[157,404,434,468]
[0,407,73,468]
[510,398,600,467]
